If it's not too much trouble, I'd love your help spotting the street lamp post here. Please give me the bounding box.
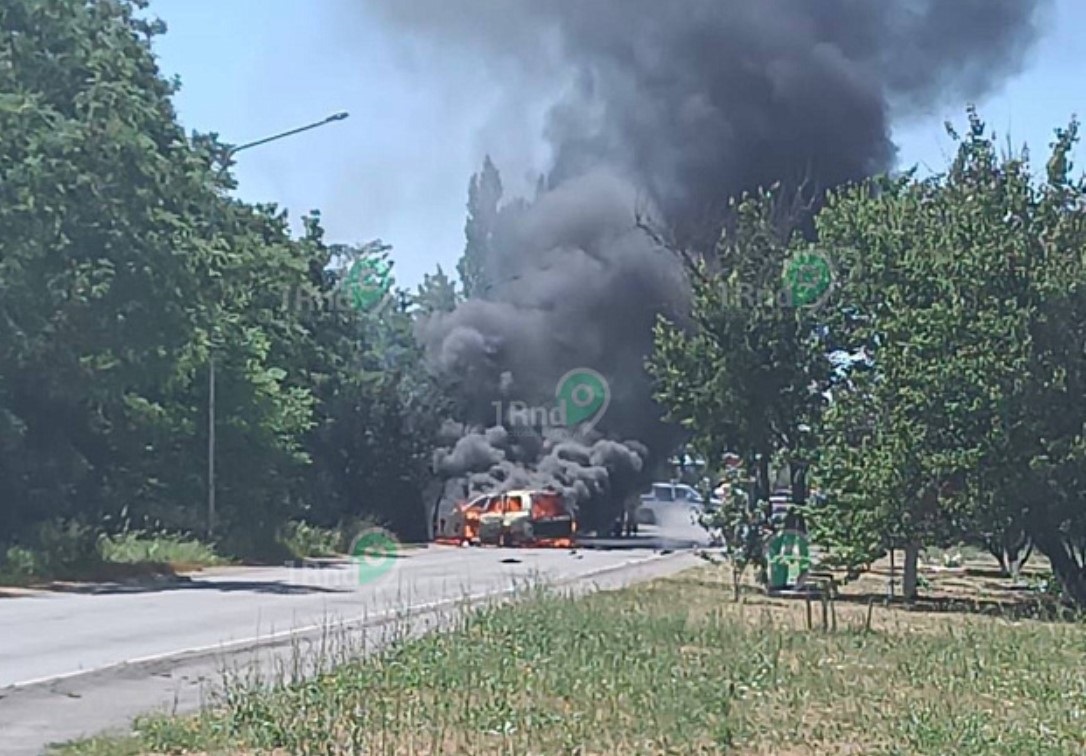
[206,112,349,538]
[227,111,349,156]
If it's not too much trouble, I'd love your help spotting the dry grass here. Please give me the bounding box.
[59,554,1085,755]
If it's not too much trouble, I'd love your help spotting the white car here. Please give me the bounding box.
[637,482,720,524]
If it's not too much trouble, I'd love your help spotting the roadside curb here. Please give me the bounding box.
[2,549,693,694]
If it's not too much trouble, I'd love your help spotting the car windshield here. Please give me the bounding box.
[678,486,703,503]
[652,484,675,501]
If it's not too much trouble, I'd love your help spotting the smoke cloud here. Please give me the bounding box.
[368,0,1048,220]
[433,425,647,528]
[364,0,1049,520]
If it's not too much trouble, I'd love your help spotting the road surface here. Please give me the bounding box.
[0,539,701,754]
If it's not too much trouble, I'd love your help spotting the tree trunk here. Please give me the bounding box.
[424,483,445,541]
[986,543,1009,577]
[1033,534,1086,607]
[888,546,895,600]
[1009,540,1033,581]
[990,528,1032,578]
[902,542,920,602]
[755,454,771,507]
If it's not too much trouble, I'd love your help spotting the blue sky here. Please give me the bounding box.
[149,0,1082,288]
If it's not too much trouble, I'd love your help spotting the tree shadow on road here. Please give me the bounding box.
[37,576,345,596]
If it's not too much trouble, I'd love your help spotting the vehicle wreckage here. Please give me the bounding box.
[433,489,577,548]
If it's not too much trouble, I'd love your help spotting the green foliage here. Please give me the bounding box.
[813,113,1036,570]
[61,569,1086,755]
[413,264,460,315]
[647,109,1086,607]
[277,520,342,559]
[0,0,448,565]
[814,109,1086,604]
[296,246,452,541]
[97,530,224,566]
[698,465,772,595]
[0,522,223,582]
[648,188,829,501]
[0,520,100,579]
[276,516,390,560]
[457,155,502,298]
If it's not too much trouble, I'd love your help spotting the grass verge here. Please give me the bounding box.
[97,531,226,568]
[1,528,227,587]
[57,561,1085,755]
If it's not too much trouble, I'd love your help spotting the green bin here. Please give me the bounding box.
[767,530,810,589]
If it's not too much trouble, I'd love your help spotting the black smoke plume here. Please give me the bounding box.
[369,0,1047,221]
[366,0,1049,520]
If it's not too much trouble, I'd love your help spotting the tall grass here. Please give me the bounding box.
[278,520,344,559]
[0,523,225,584]
[97,530,225,566]
[59,566,1086,755]
[278,516,393,560]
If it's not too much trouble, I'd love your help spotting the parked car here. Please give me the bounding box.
[636,482,721,524]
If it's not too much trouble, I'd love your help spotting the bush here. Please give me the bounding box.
[97,531,225,566]
[278,516,390,559]
[1,545,43,578]
[0,520,100,580]
[278,521,342,559]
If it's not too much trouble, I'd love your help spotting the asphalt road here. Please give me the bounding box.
[0,538,701,754]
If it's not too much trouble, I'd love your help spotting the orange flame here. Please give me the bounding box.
[433,491,576,548]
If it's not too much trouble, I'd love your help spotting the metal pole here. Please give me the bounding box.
[208,355,216,537]
[207,110,347,538]
[229,112,349,156]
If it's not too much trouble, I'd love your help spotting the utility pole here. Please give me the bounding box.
[207,111,349,538]
[208,356,216,537]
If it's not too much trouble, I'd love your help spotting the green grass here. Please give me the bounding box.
[56,564,1086,755]
[278,516,402,560]
[97,531,225,567]
[0,526,226,586]
[1,513,423,586]
[278,520,344,559]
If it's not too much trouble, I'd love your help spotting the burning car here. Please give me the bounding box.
[434,489,576,548]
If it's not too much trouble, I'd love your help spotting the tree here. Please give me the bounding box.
[647,188,831,583]
[0,0,451,565]
[0,0,329,556]
[458,156,502,298]
[648,189,829,511]
[812,110,1086,605]
[980,119,1086,606]
[279,229,452,543]
[699,463,775,600]
[0,0,240,542]
[414,265,460,315]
